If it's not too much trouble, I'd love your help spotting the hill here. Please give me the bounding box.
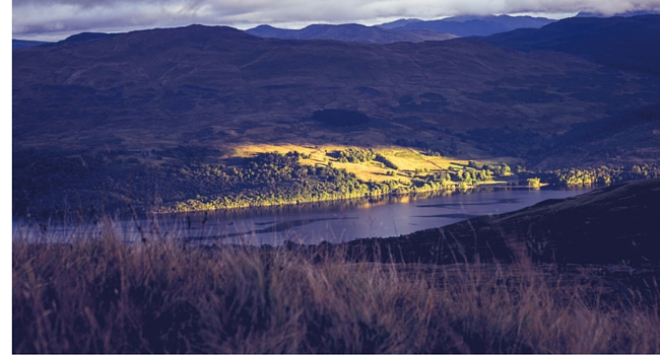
[13,21,660,155]
[344,178,660,266]
[12,16,660,215]
[481,15,660,75]
[245,23,456,44]
[398,15,554,37]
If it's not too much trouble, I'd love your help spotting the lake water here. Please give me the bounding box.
[15,187,592,245]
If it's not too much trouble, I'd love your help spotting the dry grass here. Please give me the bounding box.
[12,220,660,353]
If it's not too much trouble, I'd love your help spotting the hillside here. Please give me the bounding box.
[12,16,660,216]
[531,104,660,168]
[344,178,660,266]
[245,23,456,44]
[481,15,660,75]
[13,21,660,155]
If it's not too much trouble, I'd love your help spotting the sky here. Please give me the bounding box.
[12,0,660,41]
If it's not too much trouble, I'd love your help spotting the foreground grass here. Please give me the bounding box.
[13,222,660,353]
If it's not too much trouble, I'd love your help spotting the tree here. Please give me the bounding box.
[526,177,541,188]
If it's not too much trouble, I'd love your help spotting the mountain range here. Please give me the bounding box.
[576,10,659,17]
[246,15,554,43]
[389,15,554,37]
[11,14,660,219]
[14,14,553,51]
[13,15,660,168]
[246,23,456,44]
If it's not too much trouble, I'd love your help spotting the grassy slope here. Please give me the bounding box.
[13,176,660,354]
[12,227,660,353]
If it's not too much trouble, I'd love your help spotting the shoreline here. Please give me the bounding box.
[150,181,555,216]
[14,185,595,247]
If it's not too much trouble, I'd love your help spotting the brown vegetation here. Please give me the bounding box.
[13,221,660,353]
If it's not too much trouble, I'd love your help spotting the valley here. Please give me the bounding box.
[12,15,660,218]
[11,12,660,354]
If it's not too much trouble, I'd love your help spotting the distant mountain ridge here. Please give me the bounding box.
[12,39,51,50]
[246,14,555,43]
[395,15,554,37]
[57,32,118,44]
[13,33,120,50]
[246,23,456,44]
[376,18,423,29]
[576,10,659,17]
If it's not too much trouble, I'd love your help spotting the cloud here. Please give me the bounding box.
[12,0,660,40]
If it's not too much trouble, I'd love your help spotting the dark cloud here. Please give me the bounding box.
[12,0,660,41]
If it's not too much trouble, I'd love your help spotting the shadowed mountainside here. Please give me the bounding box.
[13,18,660,164]
[343,179,660,266]
[531,104,660,168]
[246,23,456,44]
[481,15,660,76]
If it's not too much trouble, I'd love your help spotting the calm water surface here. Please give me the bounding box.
[17,187,592,245]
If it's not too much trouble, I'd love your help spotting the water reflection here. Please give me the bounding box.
[416,198,521,208]
[15,187,592,246]
[412,214,482,219]
[185,217,358,242]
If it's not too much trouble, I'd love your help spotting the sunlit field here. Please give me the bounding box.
[233,144,514,184]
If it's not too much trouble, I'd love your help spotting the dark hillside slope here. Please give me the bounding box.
[482,15,660,75]
[346,179,660,266]
[533,104,660,168]
[13,23,660,157]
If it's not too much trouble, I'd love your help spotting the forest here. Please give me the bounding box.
[13,145,660,219]
[13,148,500,218]
[519,165,660,187]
